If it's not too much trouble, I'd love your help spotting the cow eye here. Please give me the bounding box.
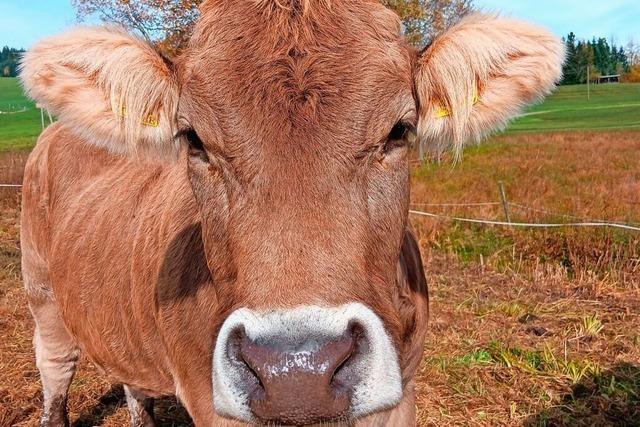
[183,129,204,152]
[179,129,209,162]
[385,121,416,152]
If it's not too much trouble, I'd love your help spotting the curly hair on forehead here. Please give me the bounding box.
[254,0,332,14]
[200,0,336,16]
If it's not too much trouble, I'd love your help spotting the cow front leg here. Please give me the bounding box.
[29,292,80,427]
[124,385,156,427]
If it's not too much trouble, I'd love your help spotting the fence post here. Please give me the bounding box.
[587,66,590,101]
[498,181,511,223]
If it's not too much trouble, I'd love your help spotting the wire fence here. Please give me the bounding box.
[508,202,640,227]
[409,209,640,232]
[410,202,501,207]
[409,201,640,226]
[407,178,640,232]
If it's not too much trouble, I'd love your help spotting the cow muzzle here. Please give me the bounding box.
[212,303,402,425]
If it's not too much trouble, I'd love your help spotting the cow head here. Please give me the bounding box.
[20,1,564,424]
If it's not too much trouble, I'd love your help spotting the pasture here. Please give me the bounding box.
[511,83,640,132]
[0,78,42,151]
[1,78,639,426]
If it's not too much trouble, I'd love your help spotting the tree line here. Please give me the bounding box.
[562,32,640,84]
[0,47,25,77]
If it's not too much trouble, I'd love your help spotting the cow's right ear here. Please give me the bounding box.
[414,14,565,159]
[20,27,179,158]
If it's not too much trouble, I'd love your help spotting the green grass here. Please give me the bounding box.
[426,341,605,386]
[0,77,42,151]
[435,224,514,265]
[509,83,640,132]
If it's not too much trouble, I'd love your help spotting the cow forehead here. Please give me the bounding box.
[180,0,413,133]
[192,0,404,51]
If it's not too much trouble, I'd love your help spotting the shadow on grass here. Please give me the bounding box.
[154,395,193,426]
[525,362,640,427]
[72,385,124,427]
[71,385,192,426]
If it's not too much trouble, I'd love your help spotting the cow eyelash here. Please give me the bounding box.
[384,121,416,152]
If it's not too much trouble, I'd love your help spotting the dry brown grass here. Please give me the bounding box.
[414,251,640,426]
[1,131,639,426]
[412,131,640,286]
[412,131,640,426]
[413,131,640,217]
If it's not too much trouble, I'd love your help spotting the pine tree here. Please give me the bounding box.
[0,46,25,77]
[618,46,630,73]
[559,32,638,84]
[562,32,579,84]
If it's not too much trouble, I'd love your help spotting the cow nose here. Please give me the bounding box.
[214,305,403,423]
[232,326,360,425]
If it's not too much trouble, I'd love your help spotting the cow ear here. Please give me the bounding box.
[20,26,179,159]
[414,14,565,159]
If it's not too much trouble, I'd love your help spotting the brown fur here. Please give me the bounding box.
[20,1,563,425]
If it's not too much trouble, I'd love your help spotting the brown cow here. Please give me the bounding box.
[19,1,564,425]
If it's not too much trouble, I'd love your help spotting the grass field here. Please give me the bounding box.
[1,77,640,426]
[511,83,640,132]
[0,78,42,151]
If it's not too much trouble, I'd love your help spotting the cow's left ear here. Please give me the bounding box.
[415,14,565,157]
[20,26,179,159]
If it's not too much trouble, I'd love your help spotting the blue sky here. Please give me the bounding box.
[476,0,639,44]
[1,0,76,48]
[1,0,638,48]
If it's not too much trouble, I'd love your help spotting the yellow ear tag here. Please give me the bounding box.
[142,114,160,128]
[435,106,451,118]
[434,85,480,119]
[119,105,160,128]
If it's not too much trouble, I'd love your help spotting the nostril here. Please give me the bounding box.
[239,350,266,399]
[348,320,367,347]
[330,322,365,395]
[227,328,265,400]
[329,348,354,394]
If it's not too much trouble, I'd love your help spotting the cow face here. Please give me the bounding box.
[180,4,417,423]
[20,0,564,424]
